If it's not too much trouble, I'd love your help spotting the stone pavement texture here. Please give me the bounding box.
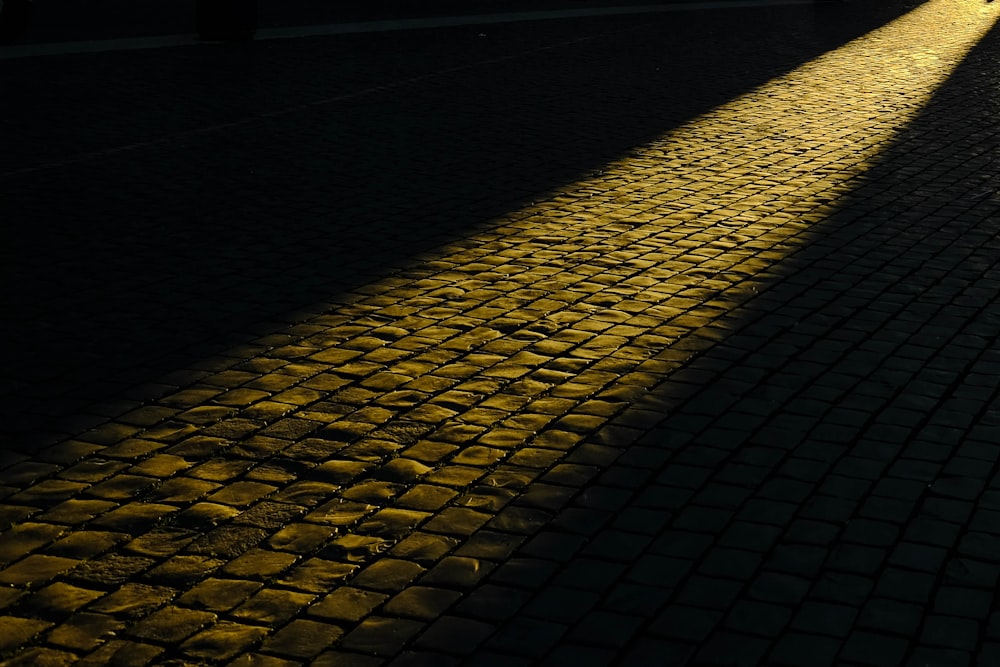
[2,0,1000,664]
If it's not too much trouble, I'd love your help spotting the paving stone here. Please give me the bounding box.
[277,558,358,593]
[7,479,90,508]
[89,502,177,533]
[0,616,52,652]
[88,583,176,618]
[15,581,104,619]
[0,587,26,613]
[339,616,425,657]
[0,647,79,667]
[175,577,262,612]
[260,618,344,659]
[309,587,388,623]
[769,632,841,667]
[180,620,270,662]
[142,555,225,587]
[232,588,317,625]
[695,631,772,667]
[484,616,567,658]
[389,532,459,568]
[357,509,432,539]
[0,554,81,586]
[128,605,217,643]
[384,586,462,621]
[267,522,338,553]
[840,631,910,667]
[790,601,858,638]
[352,559,427,593]
[186,525,269,558]
[46,611,124,651]
[313,652,385,667]
[0,522,67,564]
[187,458,255,482]
[172,502,241,530]
[205,481,278,507]
[74,639,164,666]
[420,556,495,590]
[921,614,980,651]
[413,616,497,655]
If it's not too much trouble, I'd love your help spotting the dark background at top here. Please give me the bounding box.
[15,0,743,44]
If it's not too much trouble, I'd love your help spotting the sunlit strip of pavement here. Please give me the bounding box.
[0,0,998,663]
[0,0,812,60]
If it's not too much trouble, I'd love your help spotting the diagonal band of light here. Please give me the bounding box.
[1,0,997,661]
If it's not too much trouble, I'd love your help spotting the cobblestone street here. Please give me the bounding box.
[2,0,1000,664]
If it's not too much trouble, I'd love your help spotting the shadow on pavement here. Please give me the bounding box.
[429,10,1000,665]
[13,0,789,44]
[0,3,916,447]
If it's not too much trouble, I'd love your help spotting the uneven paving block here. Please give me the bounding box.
[206,481,278,507]
[223,548,299,579]
[420,556,495,590]
[123,527,199,558]
[232,588,317,625]
[58,459,128,484]
[173,502,242,530]
[422,465,484,488]
[308,586,388,623]
[128,454,193,478]
[7,479,90,508]
[341,481,406,505]
[383,586,462,621]
[396,485,459,512]
[352,559,427,593]
[0,522,66,563]
[181,620,270,662]
[840,631,910,667]
[176,577,263,612]
[455,530,525,561]
[228,653,302,667]
[261,619,344,658]
[15,581,104,618]
[143,554,225,587]
[414,615,496,655]
[268,522,338,553]
[339,616,425,657]
[127,605,217,643]
[277,558,358,593]
[390,532,460,567]
[790,601,858,638]
[0,616,53,652]
[272,481,341,508]
[235,501,307,530]
[46,611,124,651]
[421,507,492,537]
[185,456,254,482]
[0,646,78,666]
[88,502,177,533]
[484,616,567,658]
[186,525,270,559]
[357,508,431,539]
[88,583,176,618]
[74,639,164,666]
[0,554,81,586]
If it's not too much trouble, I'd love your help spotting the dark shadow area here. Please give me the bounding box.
[424,11,1000,665]
[12,0,776,44]
[1,1,919,451]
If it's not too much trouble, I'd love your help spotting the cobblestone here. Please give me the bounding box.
[2,0,1000,663]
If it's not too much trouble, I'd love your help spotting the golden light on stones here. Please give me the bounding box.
[1,0,998,662]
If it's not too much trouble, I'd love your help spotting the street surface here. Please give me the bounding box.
[2,0,1000,664]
